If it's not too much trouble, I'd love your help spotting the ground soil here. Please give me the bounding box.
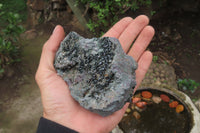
[118,8,200,99]
[149,11,200,99]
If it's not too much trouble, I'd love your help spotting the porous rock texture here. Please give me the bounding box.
[54,32,137,116]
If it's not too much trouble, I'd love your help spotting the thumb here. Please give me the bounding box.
[106,102,130,132]
[39,25,65,71]
[35,25,65,89]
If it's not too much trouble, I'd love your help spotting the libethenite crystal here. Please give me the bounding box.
[54,32,137,116]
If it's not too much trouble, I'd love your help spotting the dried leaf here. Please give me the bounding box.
[160,94,170,102]
[132,97,141,104]
[142,91,152,99]
[176,104,184,113]
[136,101,147,109]
[169,101,179,108]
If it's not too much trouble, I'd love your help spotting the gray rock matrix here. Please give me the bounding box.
[54,32,137,116]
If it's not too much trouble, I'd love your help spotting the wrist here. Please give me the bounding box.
[43,112,74,130]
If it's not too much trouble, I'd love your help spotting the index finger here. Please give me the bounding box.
[103,17,133,38]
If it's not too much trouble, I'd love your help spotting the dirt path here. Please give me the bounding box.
[0,34,49,133]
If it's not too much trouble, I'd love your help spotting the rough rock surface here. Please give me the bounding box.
[54,32,137,116]
[140,62,177,89]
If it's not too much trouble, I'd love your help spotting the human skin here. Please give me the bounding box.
[35,15,155,133]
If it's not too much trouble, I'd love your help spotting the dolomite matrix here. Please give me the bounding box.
[54,32,137,116]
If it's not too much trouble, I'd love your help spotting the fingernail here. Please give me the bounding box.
[53,25,58,34]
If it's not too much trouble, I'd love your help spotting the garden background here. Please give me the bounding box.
[0,0,199,132]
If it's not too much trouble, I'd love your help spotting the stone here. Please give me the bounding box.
[133,111,141,120]
[111,125,124,133]
[125,108,131,113]
[54,32,137,116]
[140,62,178,89]
[131,104,135,110]
[152,96,162,104]
[21,29,38,40]
[155,80,161,86]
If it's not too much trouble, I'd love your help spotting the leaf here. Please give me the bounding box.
[0,3,3,9]
[160,94,170,102]
[0,68,4,74]
[131,1,139,11]
[141,91,152,99]
[150,10,156,16]
[146,0,152,5]
[169,101,178,108]
[176,104,184,113]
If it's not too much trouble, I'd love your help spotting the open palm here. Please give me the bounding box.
[35,15,154,133]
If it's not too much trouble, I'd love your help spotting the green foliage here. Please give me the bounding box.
[192,98,198,102]
[0,68,4,74]
[177,79,200,93]
[150,10,156,16]
[77,0,152,35]
[0,3,25,73]
[2,12,25,42]
[0,0,27,22]
[152,55,158,63]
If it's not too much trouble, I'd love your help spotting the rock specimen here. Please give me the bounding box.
[54,32,137,116]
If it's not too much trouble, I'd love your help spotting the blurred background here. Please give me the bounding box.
[0,0,199,132]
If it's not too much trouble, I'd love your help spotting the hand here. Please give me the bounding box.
[35,15,154,133]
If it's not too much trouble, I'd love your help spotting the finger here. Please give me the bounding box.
[39,25,65,71]
[103,17,133,38]
[128,26,155,61]
[134,51,152,92]
[119,15,149,53]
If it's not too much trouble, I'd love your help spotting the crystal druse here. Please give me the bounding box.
[54,32,137,116]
